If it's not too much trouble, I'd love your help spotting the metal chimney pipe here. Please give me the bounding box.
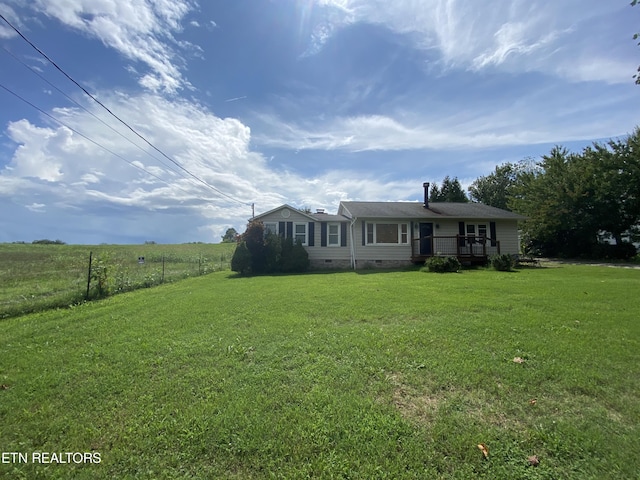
[423,182,430,209]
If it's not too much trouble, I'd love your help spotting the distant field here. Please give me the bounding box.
[1,265,638,479]
[0,242,236,319]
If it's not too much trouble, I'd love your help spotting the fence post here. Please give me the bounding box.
[86,251,92,299]
[162,255,165,283]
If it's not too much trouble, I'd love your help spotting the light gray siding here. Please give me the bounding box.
[352,218,413,268]
[254,207,351,265]
[494,219,520,254]
[253,203,523,269]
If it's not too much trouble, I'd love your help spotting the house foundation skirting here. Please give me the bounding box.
[310,259,352,270]
[354,259,413,270]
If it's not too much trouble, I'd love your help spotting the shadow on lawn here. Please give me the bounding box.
[227,264,548,278]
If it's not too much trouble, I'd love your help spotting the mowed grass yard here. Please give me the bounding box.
[1,265,639,479]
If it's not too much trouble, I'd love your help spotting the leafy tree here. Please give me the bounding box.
[243,221,267,274]
[280,237,310,273]
[468,162,523,210]
[221,228,238,243]
[32,239,66,245]
[429,176,468,202]
[230,241,251,275]
[264,232,283,272]
[583,128,640,244]
[511,146,597,257]
[510,130,640,258]
[233,221,310,275]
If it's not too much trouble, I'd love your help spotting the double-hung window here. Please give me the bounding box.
[366,223,409,245]
[328,223,340,246]
[294,223,307,245]
[466,223,487,243]
[264,222,278,236]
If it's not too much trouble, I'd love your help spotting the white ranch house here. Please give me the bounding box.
[252,183,526,270]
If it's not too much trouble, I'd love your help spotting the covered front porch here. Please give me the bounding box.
[411,235,501,265]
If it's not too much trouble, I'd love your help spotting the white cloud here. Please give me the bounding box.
[25,202,46,212]
[5,120,67,181]
[0,3,21,38]
[28,0,195,93]
[0,91,431,241]
[253,97,636,154]
[309,0,634,84]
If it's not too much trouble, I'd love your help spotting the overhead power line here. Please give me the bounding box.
[0,81,219,202]
[1,46,195,183]
[0,12,250,207]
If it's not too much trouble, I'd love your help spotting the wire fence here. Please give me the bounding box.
[0,244,234,319]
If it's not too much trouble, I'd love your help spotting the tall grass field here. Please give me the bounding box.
[1,264,639,478]
[0,243,236,319]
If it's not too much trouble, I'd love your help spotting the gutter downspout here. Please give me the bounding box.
[349,216,357,270]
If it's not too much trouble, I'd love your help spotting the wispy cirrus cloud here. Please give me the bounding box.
[253,95,636,154]
[309,0,635,84]
[0,2,22,38]
[27,0,197,93]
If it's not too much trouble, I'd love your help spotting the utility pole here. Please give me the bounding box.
[252,202,255,219]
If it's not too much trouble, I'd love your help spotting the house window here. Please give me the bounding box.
[328,223,340,246]
[367,223,374,244]
[264,222,278,236]
[294,223,307,245]
[478,224,487,242]
[366,223,409,245]
[466,223,487,243]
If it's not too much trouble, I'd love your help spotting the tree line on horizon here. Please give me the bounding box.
[431,128,640,259]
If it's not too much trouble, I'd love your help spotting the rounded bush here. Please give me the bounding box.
[423,256,461,273]
[490,253,515,271]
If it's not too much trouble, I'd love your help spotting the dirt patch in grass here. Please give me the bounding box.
[385,372,526,432]
[386,372,442,423]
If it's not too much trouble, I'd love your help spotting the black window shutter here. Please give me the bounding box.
[361,221,366,246]
[286,222,293,238]
[340,222,347,247]
[321,222,327,247]
[278,222,285,238]
[308,222,315,246]
[458,221,466,247]
[489,221,497,247]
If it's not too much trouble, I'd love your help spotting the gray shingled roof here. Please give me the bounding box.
[339,201,526,220]
[310,213,350,222]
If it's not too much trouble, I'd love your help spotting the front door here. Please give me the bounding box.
[419,222,433,255]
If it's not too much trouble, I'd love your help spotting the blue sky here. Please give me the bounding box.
[0,0,638,244]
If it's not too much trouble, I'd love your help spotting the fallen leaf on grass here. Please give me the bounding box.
[0,384,9,390]
[529,398,537,405]
[528,455,540,466]
[513,357,525,364]
[477,443,489,459]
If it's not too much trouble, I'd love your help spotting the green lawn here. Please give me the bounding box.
[1,265,639,479]
[0,243,236,319]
